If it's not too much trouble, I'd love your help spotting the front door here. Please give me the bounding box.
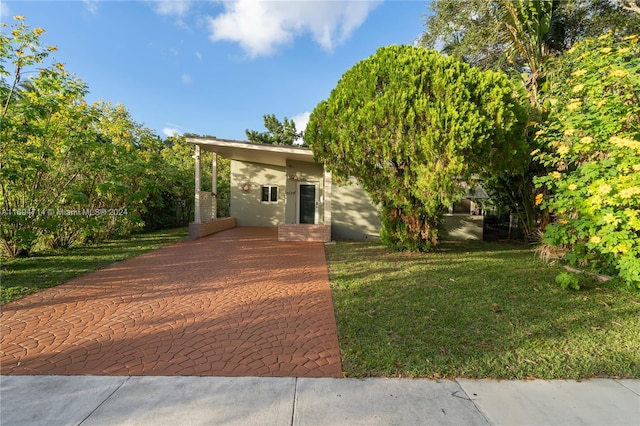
[298,184,317,224]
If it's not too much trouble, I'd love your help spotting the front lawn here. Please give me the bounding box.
[326,241,640,379]
[0,227,188,304]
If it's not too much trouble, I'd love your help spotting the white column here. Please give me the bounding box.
[211,152,218,220]
[323,168,332,225]
[194,145,201,224]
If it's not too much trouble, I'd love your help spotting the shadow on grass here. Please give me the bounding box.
[326,240,640,380]
[1,227,188,304]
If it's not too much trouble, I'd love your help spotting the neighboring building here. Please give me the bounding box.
[187,136,483,242]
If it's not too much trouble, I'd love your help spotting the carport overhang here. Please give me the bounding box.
[186,136,316,167]
[185,136,332,242]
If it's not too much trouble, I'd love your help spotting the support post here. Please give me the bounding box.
[323,169,332,225]
[194,145,201,224]
[212,152,217,220]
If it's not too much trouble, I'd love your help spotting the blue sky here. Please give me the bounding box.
[2,1,430,141]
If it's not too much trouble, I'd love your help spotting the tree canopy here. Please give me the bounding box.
[534,32,640,287]
[420,0,640,75]
[0,16,207,256]
[306,45,527,251]
[421,0,640,242]
[245,114,303,145]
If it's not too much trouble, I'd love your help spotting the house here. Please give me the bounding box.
[186,136,484,242]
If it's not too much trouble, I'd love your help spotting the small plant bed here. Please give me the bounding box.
[326,241,640,380]
[1,227,188,304]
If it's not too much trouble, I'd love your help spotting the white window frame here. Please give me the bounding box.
[261,185,279,204]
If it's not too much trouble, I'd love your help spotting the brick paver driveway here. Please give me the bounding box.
[0,227,342,377]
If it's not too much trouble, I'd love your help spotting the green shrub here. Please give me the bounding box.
[534,32,640,288]
[555,272,580,290]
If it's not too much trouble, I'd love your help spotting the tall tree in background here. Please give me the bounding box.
[420,0,639,240]
[245,114,303,145]
[421,0,640,75]
[421,0,640,107]
[422,0,640,108]
[500,0,559,106]
[420,0,507,71]
[306,46,527,251]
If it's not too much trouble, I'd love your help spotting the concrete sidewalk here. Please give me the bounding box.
[1,376,638,426]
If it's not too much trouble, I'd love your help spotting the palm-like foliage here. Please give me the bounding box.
[499,0,562,106]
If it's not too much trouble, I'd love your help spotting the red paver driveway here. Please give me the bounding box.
[0,227,342,377]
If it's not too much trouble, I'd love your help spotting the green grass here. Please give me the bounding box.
[0,227,188,304]
[326,240,640,379]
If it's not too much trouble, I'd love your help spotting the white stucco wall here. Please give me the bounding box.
[331,180,381,240]
[230,160,286,226]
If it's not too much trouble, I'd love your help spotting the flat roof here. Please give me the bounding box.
[186,137,316,166]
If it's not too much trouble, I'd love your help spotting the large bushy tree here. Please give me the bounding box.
[306,45,527,251]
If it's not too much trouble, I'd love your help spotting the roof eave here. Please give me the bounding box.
[186,136,316,166]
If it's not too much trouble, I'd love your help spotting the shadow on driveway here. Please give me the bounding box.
[0,227,342,377]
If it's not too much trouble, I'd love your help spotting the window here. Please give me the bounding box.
[261,185,278,203]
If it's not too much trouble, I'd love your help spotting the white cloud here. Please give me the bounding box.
[163,127,181,137]
[150,0,192,27]
[292,111,311,144]
[83,0,99,15]
[0,2,10,21]
[207,0,381,57]
[195,51,202,61]
[292,111,311,133]
[181,73,192,84]
[153,1,191,17]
